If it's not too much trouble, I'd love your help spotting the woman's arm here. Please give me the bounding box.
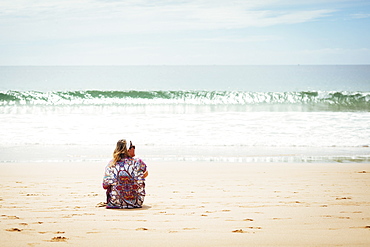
[102,162,115,189]
[137,159,148,179]
[143,170,148,178]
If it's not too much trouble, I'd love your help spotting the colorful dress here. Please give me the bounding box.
[103,158,147,209]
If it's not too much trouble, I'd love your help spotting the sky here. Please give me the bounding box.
[0,0,369,65]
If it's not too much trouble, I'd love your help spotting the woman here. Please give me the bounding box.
[103,139,148,209]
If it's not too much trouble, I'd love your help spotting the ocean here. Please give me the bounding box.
[1,65,369,163]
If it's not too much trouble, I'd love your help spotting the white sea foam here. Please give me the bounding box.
[1,66,369,163]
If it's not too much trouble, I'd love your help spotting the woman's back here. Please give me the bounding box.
[103,157,147,209]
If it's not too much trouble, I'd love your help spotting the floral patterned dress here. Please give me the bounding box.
[103,158,147,209]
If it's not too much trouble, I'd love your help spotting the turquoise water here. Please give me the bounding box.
[1,65,370,91]
[0,66,369,163]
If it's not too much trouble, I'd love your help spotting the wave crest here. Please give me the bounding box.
[0,90,369,111]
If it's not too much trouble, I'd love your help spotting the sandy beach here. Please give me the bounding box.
[1,161,369,246]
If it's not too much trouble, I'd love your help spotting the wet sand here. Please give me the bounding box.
[1,161,369,246]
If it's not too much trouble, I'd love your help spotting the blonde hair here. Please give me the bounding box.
[112,139,130,164]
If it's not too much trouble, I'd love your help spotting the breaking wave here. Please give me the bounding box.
[0,90,369,111]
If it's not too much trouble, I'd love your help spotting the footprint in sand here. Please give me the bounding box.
[26,193,39,196]
[49,236,68,242]
[232,229,245,233]
[321,215,333,218]
[6,216,20,219]
[87,193,99,197]
[6,228,22,232]
[349,226,370,229]
[96,202,107,207]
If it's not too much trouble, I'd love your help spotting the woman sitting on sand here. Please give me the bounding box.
[103,139,148,209]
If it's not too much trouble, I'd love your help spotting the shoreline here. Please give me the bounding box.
[1,161,370,246]
[1,144,369,164]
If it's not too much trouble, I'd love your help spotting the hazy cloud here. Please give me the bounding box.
[351,13,370,19]
[0,0,337,31]
[0,0,368,65]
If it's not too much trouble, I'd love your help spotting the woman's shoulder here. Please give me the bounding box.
[107,160,115,166]
[107,158,129,165]
[133,158,146,166]
[108,158,144,166]
[116,158,131,164]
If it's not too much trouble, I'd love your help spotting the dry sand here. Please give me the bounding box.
[0,161,369,246]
